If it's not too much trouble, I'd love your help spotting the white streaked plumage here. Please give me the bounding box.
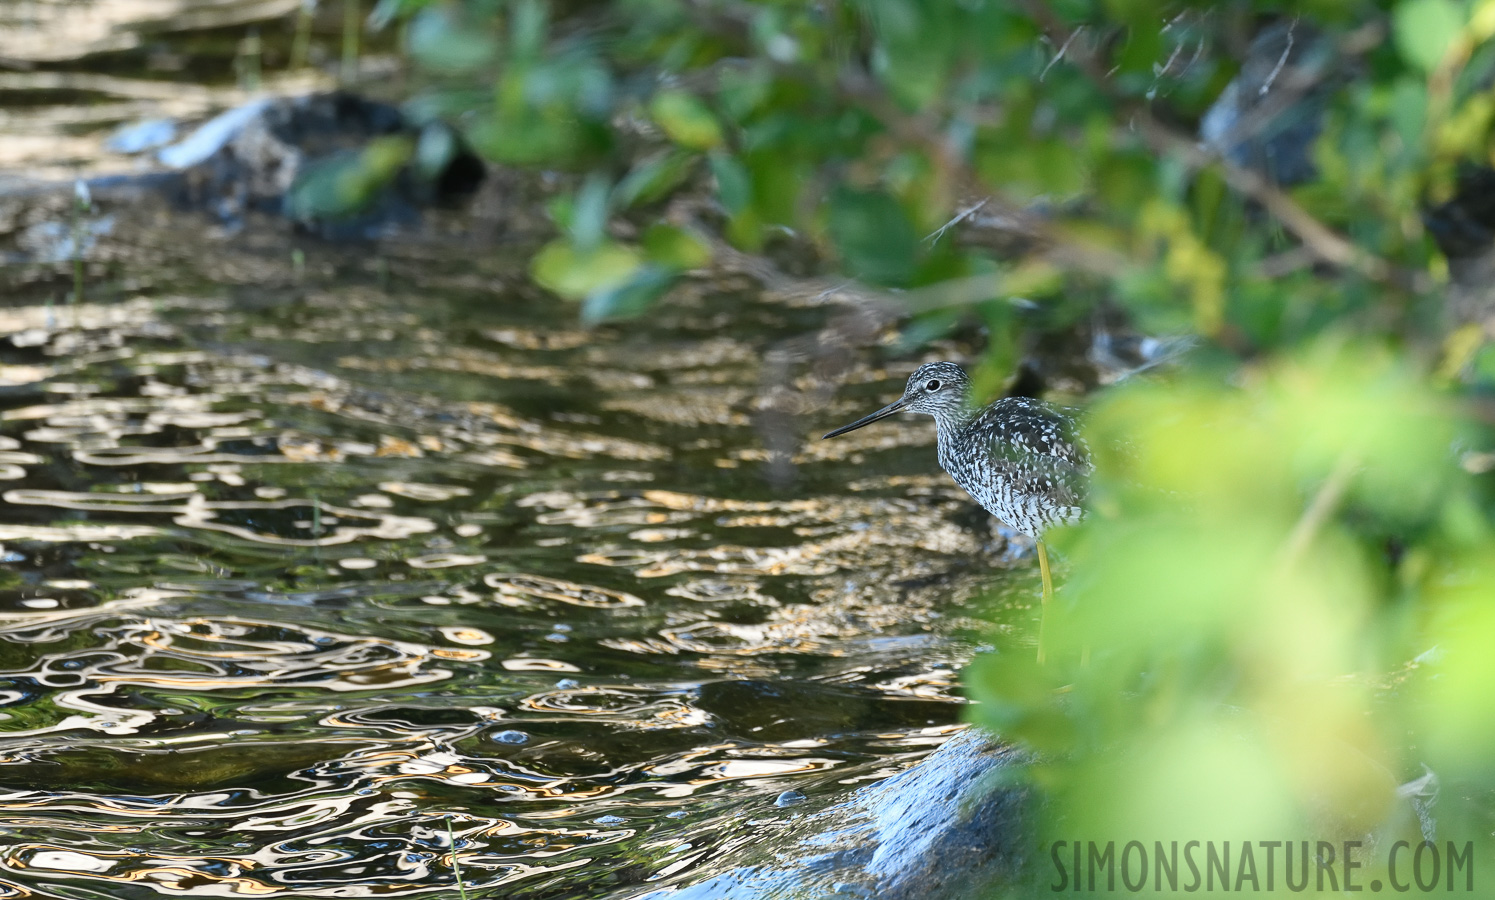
[824,361,1091,537]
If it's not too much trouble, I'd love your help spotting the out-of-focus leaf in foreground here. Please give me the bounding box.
[284,136,414,222]
[968,342,1495,884]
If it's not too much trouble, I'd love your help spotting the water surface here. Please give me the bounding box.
[0,218,1034,897]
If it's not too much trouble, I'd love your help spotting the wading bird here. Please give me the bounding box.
[823,361,1091,660]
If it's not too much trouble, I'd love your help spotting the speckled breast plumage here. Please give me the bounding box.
[934,396,1092,537]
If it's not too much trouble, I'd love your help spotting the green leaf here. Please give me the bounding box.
[510,0,548,60]
[642,224,712,270]
[467,76,612,168]
[725,206,764,251]
[1394,0,1464,73]
[650,90,725,150]
[468,111,577,166]
[708,152,751,214]
[582,265,678,323]
[614,151,695,209]
[284,136,413,222]
[1112,17,1164,77]
[827,187,918,286]
[413,123,458,181]
[531,239,643,300]
[893,309,961,353]
[716,64,773,121]
[569,172,612,252]
[744,150,804,224]
[1388,75,1430,152]
[407,6,495,74]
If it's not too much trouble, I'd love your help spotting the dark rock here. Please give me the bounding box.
[0,92,497,269]
[1200,20,1335,187]
[1424,166,1495,328]
[1425,165,1495,261]
[163,91,485,238]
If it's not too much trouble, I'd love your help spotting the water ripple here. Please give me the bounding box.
[484,574,645,609]
[0,250,998,898]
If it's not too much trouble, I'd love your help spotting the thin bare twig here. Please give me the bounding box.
[1258,19,1296,96]
[1256,246,1316,278]
[1041,26,1084,82]
[1280,450,1360,566]
[924,198,988,245]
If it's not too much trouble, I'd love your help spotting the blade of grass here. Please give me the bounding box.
[445,816,469,900]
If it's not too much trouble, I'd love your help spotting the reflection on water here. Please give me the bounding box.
[0,215,1029,897]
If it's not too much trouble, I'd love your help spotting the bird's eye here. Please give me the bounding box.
[925,379,942,391]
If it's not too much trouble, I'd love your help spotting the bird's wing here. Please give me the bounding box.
[970,397,1092,508]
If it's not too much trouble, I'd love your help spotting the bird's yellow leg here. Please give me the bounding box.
[1036,539,1053,664]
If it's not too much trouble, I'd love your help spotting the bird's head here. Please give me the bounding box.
[898,361,972,416]
[823,361,972,439]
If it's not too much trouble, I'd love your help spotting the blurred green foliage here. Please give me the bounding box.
[971,342,1495,891]
[371,0,1495,344]
[285,135,414,221]
[366,0,1495,890]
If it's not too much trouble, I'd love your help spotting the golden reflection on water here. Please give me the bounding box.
[0,234,1016,897]
[484,574,645,609]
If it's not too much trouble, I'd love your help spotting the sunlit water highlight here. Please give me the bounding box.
[0,205,1031,900]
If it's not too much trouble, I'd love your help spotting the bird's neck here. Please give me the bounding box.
[931,398,977,453]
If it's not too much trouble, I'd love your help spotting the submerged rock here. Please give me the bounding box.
[632,728,1034,900]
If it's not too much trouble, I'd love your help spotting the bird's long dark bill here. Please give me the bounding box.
[822,397,908,439]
